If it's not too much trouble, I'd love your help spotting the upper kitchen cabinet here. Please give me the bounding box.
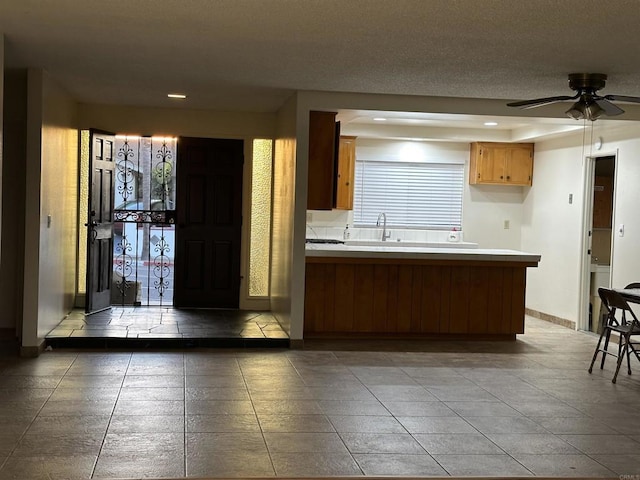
[307,111,338,210]
[469,142,534,186]
[335,136,357,210]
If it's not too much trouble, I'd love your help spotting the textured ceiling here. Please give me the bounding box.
[2,0,640,113]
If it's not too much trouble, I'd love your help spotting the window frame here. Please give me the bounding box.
[352,158,465,230]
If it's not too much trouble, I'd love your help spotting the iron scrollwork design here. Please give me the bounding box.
[113,210,169,224]
[152,141,175,208]
[152,234,172,298]
[116,139,136,202]
[113,234,134,302]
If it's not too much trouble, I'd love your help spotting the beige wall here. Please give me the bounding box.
[0,70,27,332]
[0,35,3,261]
[78,104,276,139]
[270,95,298,336]
[22,69,79,347]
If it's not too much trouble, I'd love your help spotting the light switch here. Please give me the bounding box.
[503,220,510,229]
[568,193,573,204]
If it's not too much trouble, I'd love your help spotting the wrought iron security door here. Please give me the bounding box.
[112,136,177,306]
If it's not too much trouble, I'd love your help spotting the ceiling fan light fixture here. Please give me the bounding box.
[565,102,586,120]
[565,99,605,121]
[584,102,605,121]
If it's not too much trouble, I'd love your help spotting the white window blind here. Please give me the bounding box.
[353,160,464,228]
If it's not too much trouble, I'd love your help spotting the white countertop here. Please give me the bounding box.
[306,242,541,263]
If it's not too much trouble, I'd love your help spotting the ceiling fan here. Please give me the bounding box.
[507,73,640,121]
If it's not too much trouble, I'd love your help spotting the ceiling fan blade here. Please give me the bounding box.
[507,94,579,109]
[594,98,624,116]
[604,94,640,104]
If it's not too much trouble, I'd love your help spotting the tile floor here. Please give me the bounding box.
[46,308,289,348]
[1,316,639,479]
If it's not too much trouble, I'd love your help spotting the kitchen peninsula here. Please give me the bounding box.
[305,243,540,340]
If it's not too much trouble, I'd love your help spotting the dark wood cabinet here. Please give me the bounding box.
[305,256,535,339]
[307,111,338,210]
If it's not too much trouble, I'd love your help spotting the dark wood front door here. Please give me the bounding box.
[174,137,244,308]
[86,130,116,313]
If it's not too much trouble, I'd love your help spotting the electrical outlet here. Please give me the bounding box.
[306,212,313,223]
[503,220,510,230]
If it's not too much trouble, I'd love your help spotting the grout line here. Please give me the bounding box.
[89,352,132,479]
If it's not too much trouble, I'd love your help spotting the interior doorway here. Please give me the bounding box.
[584,155,616,333]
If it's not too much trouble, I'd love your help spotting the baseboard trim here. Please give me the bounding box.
[526,308,576,329]
[20,340,46,358]
[289,339,304,349]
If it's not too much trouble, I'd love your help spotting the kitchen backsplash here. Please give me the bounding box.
[306,210,457,243]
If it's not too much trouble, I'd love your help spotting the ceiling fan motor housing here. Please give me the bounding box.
[568,73,607,93]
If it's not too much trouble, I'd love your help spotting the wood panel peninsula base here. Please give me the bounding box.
[304,246,540,340]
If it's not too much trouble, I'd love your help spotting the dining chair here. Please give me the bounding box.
[588,287,640,383]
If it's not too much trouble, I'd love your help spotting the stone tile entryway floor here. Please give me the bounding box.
[45,308,288,347]
[1,316,640,478]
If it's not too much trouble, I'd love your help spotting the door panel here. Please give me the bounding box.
[86,130,116,313]
[174,137,244,308]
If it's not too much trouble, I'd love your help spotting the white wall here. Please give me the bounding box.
[601,125,640,289]
[307,137,525,249]
[522,123,640,326]
[521,133,587,322]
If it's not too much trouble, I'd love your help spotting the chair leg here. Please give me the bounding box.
[612,334,629,384]
[600,329,612,370]
[627,337,633,375]
[589,327,608,373]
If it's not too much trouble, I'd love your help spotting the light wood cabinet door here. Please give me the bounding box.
[335,136,356,210]
[477,145,508,183]
[470,142,534,186]
[506,146,533,185]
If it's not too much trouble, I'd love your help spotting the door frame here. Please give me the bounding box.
[578,150,618,331]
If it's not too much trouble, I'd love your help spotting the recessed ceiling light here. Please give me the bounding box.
[373,117,387,121]
[484,121,498,126]
[167,93,187,99]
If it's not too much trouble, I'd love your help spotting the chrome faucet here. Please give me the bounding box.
[376,212,391,241]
